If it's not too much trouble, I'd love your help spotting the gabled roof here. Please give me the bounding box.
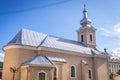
[22,55,55,67]
[8,29,47,47]
[7,29,105,55]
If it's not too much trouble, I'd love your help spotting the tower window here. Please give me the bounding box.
[81,35,84,42]
[90,34,93,42]
[71,66,75,77]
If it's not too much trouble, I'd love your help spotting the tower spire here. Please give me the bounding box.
[80,4,92,27]
[77,4,96,49]
[83,4,88,18]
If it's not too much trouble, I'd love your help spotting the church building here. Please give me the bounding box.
[2,5,109,80]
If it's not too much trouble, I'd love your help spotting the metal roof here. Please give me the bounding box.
[7,29,104,55]
[48,57,66,62]
[22,55,55,67]
[8,29,47,47]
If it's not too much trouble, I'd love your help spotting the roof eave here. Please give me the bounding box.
[39,46,93,57]
[22,64,55,68]
[3,44,37,51]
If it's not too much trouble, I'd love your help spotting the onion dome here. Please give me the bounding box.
[80,4,92,27]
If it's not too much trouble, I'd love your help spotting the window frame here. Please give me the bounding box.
[70,65,76,78]
[38,70,47,80]
[88,68,93,80]
[90,33,93,42]
[81,34,84,42]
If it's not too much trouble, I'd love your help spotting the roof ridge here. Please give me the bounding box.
[37,35,48,47]
[21,55,38,66]
[45,55,54,65]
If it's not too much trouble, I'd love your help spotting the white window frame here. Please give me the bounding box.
[38,70,47,80]
[70,64,77,78]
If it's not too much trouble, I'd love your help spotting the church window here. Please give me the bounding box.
[39,71,46,80]
[71,65,76,77]
[81,35,84,42]
[88,69,92,79]
[90,34,93,42]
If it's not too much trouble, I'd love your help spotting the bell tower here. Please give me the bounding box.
[77,4,96,49]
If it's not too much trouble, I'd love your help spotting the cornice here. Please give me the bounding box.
[3,44,37,51]
[3,44,108,59]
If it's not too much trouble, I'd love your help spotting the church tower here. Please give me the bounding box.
[77,4,96,49]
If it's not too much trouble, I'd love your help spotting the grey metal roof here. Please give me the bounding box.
[22,55,55,67]
[41,35,92,54]
[7,29,104,55]
[48,57,66,62]
[8,29,47,47]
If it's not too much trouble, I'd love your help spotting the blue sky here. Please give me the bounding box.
[1,0,120,56]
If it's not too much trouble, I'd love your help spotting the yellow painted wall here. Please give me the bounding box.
[94,57,109,80]
[2,45,109,80]
[2,46,37,80]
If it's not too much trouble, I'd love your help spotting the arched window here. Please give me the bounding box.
[39,72,46,80]
[71,66,75,77]
[81,35,84,42]
[90,34,93,42]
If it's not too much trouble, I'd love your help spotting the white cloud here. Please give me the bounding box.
[114,22,120,34]
[100,22,120,38]
[111,48,120,57]
[99,22,120,57]
[0,53,4,62]
[100,28,111,36]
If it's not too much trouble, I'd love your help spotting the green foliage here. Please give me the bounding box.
[117,69,120,75]
[0,62,3,68]
[110,73,114,79]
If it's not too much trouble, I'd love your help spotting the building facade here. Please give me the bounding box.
[2,5,109,80]
[109,56,120,74]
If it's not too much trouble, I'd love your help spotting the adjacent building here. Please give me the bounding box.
[109,56,120,74]
[2,5,109,80]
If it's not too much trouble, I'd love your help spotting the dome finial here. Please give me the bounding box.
[80,4,92,27]
[83,4,87,17]
[84,4,85,7]
[84,4,86,11]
